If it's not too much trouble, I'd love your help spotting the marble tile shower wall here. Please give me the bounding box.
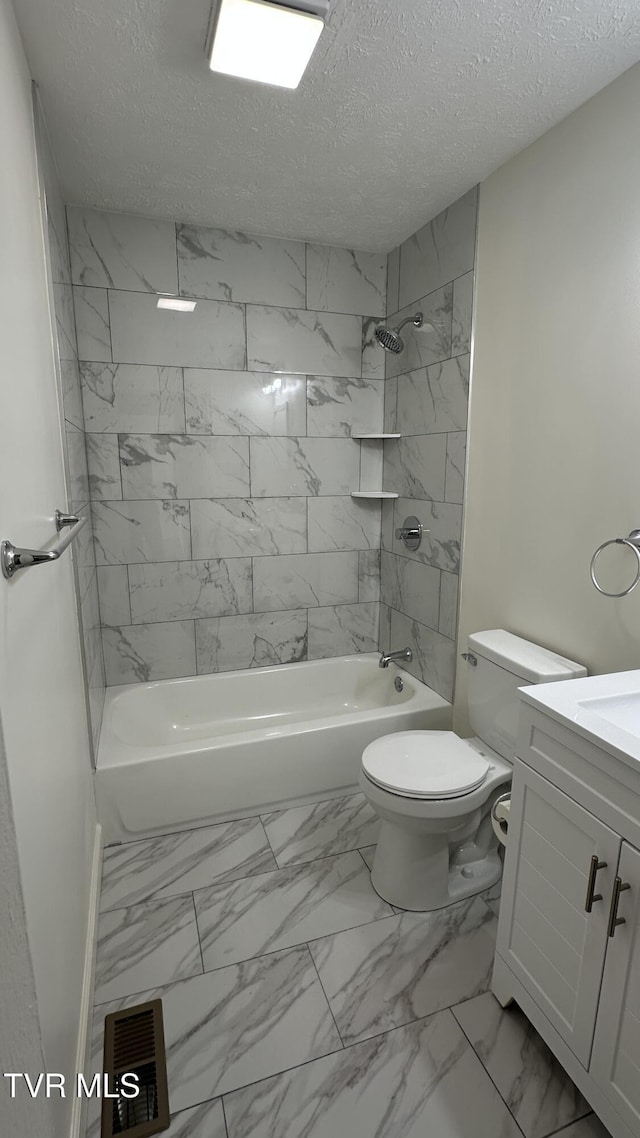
[35,110,105,754]
[67,208,388,684]
[379,188,477,702]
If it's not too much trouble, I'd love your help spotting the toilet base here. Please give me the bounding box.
[371,817,502,912]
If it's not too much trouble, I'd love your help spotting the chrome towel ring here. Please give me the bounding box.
[590,529,640,597]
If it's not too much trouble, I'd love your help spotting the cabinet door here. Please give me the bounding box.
[498,762,621,1067]
[591,841,640,1131]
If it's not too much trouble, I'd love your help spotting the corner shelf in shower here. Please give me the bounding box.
[350,434,400,499]
[350,491,399,499]
[350,432,401,439]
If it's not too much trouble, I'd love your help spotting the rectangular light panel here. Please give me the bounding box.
[156,297,198,312]
[208,0,324,89]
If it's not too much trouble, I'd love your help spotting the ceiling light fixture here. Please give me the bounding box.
[207,0,329,89]
[156,297,198,312]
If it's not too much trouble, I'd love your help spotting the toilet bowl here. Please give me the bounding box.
[361,630,587,911]
[361,731,511,911]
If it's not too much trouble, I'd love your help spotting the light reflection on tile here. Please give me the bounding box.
[185,369,306,436]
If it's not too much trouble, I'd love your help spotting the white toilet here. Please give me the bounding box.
[360,630,586,911]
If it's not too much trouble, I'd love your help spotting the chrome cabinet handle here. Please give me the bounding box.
[585,856,607,913]
[607,876,631,938]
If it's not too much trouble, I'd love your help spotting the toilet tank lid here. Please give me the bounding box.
[468,630,587,684]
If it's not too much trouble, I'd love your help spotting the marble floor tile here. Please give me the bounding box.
[484,875,502,916]
[83,1005,226,1138]
[359,845,376,870]
[452,992,591,1138]
[100,818,277,911]
[262,794,380,868]
[551,1118,611,1138]
[309,895,497,1045]
[94,946,342,1113]
[159,1100,228,1138]
[94,895,203,1003]
[224,1009,522,1138]
[194,852,393,971]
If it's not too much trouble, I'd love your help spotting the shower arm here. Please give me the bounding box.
[396,313,422,332]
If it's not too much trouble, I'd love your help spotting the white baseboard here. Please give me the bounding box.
[69,823,103,1138]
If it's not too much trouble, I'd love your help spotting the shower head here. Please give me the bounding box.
[375,312,423,354]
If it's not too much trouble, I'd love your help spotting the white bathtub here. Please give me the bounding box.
[95,653,452,843]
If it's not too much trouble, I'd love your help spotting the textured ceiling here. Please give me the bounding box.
[12,0,640,250]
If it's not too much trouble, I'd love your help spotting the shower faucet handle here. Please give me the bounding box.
[395,515,426,552]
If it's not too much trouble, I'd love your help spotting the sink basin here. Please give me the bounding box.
[577,692,640,734]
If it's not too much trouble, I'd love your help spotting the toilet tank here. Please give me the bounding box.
[466,630,587,761]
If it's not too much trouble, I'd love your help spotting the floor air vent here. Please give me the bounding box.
[101,999,170,1138]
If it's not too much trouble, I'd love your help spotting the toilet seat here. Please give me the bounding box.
[362,731,491,800]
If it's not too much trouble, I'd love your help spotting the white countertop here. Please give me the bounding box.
[519,669,640,770]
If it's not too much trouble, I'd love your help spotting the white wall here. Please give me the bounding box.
[0,716,54,1138]
[456,61,640,730]
[0,2,98,1134]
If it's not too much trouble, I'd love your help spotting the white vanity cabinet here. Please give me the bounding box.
[493,700,640,1138]
[590,839,640,1134]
